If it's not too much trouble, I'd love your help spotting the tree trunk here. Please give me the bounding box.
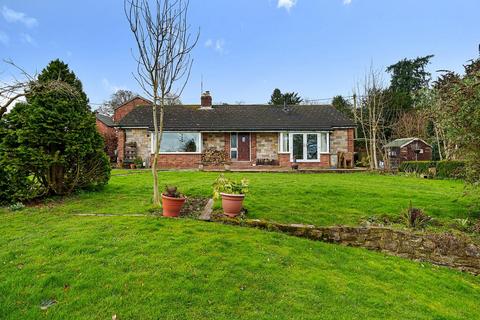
[152,93,166,207]
[434,124,443,161]
[372,127,378,169]
[152,96,160,207]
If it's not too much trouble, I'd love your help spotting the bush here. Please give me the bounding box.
[0,166,35,206]
[402,202,432,229]
[134,156,144,168]
[436,160,466,179]
[0,60,110,203]
[399,160,466,179]
[8,202,25,212]
[399,161,435,175]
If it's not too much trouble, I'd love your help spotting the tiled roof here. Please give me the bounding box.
[384,138,431,148]
[113,95,152,110]
[95,113,115,127]
[118,104,355,131]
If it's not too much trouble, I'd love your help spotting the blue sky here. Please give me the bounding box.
[0,0,478,107]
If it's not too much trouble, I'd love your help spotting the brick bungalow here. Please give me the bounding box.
[95,113,116,137]
[109,92,355,169]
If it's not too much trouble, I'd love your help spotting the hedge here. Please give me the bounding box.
[399,160,466,179]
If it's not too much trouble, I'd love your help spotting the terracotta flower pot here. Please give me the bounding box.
[161,194,186,217]
[220,193,245,217]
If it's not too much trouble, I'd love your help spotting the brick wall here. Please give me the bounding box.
[279,154,290,167]
[117,129,126,164]
[152,154,202,169]
[278,153,330,168]
[256,133,279,160]
[96,119,115,137]
[113,97,151,123]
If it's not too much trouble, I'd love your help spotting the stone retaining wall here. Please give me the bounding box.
[212,216,480,274]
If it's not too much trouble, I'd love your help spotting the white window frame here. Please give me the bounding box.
[279,132,290,154]
[230,132,238,160]
[150,131,202,154]
[289,132,329,163]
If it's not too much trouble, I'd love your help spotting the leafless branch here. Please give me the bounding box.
[125,0,199,206]
[0,59,82,119]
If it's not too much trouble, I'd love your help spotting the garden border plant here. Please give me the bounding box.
[399,160,466,179]
[161,185,186,218]
[213,174,249,217]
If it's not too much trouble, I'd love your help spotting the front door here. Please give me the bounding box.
[237,133,250,161]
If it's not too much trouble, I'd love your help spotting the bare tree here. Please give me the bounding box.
[392,109,429,140]
[125,0,199,206]
[164,92,182,105]
[0,59,81,119]
[97,89,137,116]
[353,68,389,169]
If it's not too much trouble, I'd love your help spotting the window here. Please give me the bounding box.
[280,132,290,153]
[320,132,328,153]
[307,134,318,160]
[230,133,238,159]
[151,132,201,153]
[289,132,329,162]
[292,134,304,160]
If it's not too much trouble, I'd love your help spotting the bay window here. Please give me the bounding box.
[151,132,201,153]
[289,132,329,162]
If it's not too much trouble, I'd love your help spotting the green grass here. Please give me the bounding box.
[1,212,479,319]
[1,171,479,319]
[8,170,477,227]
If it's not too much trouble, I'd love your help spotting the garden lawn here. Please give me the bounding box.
[8,170,477,227]
[1,212,479,320]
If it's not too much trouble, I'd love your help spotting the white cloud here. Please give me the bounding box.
[1,6,38,28]
[214,39,225,53]
[343,0,352,5]
[277,0,297,11]
[20,33,36,46]
[0,30,9,46]
[205,38,226,54]
[204,39,213,48]
[102,78,126,93]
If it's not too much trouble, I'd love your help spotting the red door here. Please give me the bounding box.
[237,133,250,161]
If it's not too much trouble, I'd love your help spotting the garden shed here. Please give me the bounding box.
[384,138,432,168]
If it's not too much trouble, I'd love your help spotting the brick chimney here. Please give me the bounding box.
[200,91,212,109]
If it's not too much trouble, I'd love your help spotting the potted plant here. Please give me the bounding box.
[161,186,186,217]
[213,174,249,217]
[134,156,143,169]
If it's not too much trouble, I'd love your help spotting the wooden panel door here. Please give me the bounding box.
[237,133,250,161]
